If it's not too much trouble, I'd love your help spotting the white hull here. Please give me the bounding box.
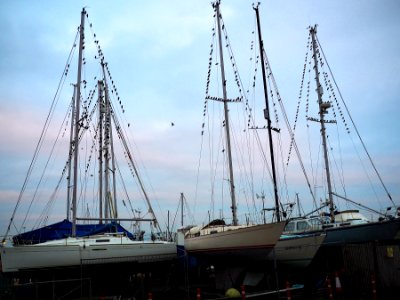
[1,234,176,273]
[269,233,326,267]
[184,221,286,259]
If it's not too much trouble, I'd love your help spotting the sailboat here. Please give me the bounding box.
[183,1,286,260]
[282,25,400,245]
[0,8,176,273]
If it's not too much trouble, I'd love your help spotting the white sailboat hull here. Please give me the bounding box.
[269,233,325,267]
[1,235,176,273]
[184,221,285,260]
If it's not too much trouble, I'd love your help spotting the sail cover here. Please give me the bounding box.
[12,219,134,245]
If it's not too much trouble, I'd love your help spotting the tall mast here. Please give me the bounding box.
[108,96,118,219]
[71,8,86,236]
[66,84,77,221]
[254,4,281,222]
[101,62,118,221]
[98,80,104,224]
[309,25,335,222]
[103,71,111,221]
[214,0,238,226]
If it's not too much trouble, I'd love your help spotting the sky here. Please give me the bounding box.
[0,0,399,237]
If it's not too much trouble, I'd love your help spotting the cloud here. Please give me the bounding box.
[0,0,399,234]
[0,104,44,155]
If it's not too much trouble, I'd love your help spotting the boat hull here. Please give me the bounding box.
[184,221,286,260]
[323,218,400,246]
[1,237,176,273]
[269,233,326,267]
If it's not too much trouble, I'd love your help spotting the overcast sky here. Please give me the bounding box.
[1,0,399,236]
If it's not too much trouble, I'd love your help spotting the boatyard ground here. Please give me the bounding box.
[1,240,399,299]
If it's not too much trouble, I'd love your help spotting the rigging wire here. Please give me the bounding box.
[87,11,167,232]
[2,30,80,241]
[6,12,169,241]
[316,35,395,207]
[263,47,317,207]
[32,100,75,229]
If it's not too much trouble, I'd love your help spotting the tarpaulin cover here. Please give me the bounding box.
[12,219,134,245]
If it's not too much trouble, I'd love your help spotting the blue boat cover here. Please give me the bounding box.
[12,219,135,245]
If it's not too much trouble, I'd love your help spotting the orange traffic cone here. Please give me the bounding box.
[285,280,292,300]
[326,276,334,300]
[371,273,377,300]
[196,287,201,300]
[335,271,343,294]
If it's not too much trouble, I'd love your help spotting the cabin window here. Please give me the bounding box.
[95,239,110,243]
[309,218,322,229]
[296,221,310,231]
[284,222,295,232]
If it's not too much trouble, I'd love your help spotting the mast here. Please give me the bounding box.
[214,0,238,226]
[100,62,118,220]
[104,81,111,221]
[296,193,301,217]
[109,99,118,219]
[180,192,184,227]
[66,84,77,221]
[309,25,335,222]
[71,8,86,236]
[98,80,104,224]
[254,4,281,222]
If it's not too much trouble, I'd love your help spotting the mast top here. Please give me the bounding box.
[212,0,221,8]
